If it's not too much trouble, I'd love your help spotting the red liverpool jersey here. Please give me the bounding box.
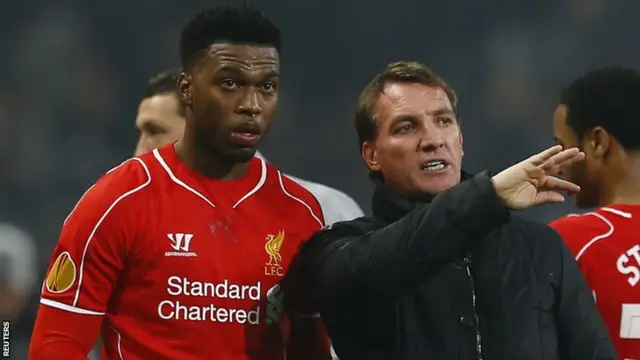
[36,144,325,360]
[550,205,640,359]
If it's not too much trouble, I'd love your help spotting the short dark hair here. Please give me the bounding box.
[143,69,184,116]
[143,69,180,98]
[180,5,281,70]
[560,66,640,151]
[354,61,459,150]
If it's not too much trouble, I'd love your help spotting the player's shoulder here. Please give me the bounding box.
[263,162,324,224]
[93,156,151,199]
[549,210,615,255]
[289,175,365,222]
[291,175,355,206]
[65,157,152,225]
[266,164,319,205]
[550,211,613,235]
[102,155,151,186]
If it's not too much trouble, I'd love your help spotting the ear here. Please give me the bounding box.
[587,126,611,158]
[362,141,381,172]
[178,72,193,106]
[459,131,464,156]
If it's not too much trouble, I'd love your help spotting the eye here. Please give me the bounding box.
[261,82,276,92]
[142,124,166,136]
[437,117,453,126]
[221,79,239,90]
[398,123,415,133]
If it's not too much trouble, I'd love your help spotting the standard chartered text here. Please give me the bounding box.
[158,276,263,324]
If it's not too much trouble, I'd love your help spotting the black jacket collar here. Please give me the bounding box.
[372,171,474,224]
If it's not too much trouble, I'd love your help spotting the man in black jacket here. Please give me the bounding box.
[298,61,616,359]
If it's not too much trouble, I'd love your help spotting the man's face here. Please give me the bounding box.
[553,104,602,208]
[135,93,185,156]
[178,43,279,163]
[363,82,463,197]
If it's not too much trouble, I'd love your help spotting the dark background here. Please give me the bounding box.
[2,0,639,358]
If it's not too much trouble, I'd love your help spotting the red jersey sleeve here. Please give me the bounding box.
[30,158,150,359]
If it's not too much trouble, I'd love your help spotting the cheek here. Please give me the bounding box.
[566,160,591,185]
[167,128,184,143]
[378,138,412,161]
[373,140,413,176]
[446,133,463,158]
[262,96,278,119]
[196,95,227,122]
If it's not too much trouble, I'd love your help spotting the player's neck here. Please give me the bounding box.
[174,140,251,181]
[605,153,640,206]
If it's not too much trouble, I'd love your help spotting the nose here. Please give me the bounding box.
[237,89,262,117]
[417,122,445,151]
[135,136,152,156]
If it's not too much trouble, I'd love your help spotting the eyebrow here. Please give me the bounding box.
[136,119,165,129]
[431,108,455,116]
[217,66,279,79]
[217,66,245,76]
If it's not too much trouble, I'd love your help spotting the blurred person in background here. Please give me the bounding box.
[550,66,640,359]
[298,61,616,359]
[134,68,364,224]
[0,223,37,360]
[134,69,186,156]
[29,5,331,359]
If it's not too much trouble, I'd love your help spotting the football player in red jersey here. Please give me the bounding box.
[550,66,640,358]
[29,5,331,360]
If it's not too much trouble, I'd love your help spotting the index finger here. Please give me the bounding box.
[527,145,564,166]
[541,148,583,170]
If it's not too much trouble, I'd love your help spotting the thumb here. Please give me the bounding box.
[533,191,565,205]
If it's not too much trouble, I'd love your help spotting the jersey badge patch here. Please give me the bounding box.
[265,230,285,277]
[45,251,77,293]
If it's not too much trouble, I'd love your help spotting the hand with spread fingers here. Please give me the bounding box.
[491,145,585,210]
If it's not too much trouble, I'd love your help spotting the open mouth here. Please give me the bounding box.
[420,160,448,171]
[233,121,261,135]
[230,122,261,146]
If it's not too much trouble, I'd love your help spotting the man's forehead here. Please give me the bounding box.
[381,82,447,102]
[138,94,179,114]
[376,82,452,115]
[207,43,279,65]
[136,94,183,126]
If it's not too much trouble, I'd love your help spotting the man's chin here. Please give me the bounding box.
[226,147,257,163]
[411,178,460,199]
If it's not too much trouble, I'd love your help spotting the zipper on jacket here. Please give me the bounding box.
[464,256,483,360]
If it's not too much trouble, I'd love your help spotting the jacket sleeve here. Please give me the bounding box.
[300,172,510,301]
[552,229,617,360]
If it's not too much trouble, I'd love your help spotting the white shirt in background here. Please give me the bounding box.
[255,152,364,225]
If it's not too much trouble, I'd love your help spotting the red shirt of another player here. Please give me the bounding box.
[32,144,325,360]
[550,205,640,359]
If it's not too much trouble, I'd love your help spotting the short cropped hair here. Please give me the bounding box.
[143,69,180,98]
[180,5,281,70]
[354,61,459,149]
[142,69,184,116]
[560,66,640,150]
